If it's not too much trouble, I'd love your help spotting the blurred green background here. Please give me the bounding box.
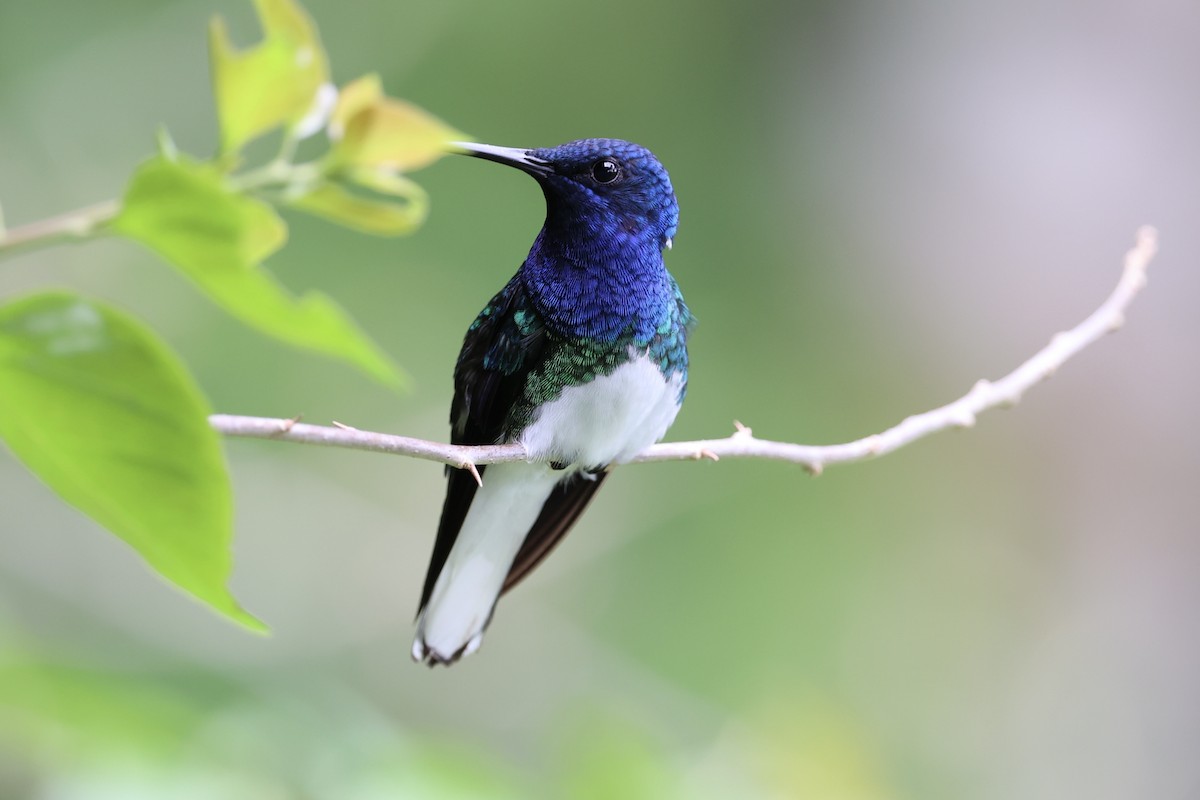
[2,0,1197,797]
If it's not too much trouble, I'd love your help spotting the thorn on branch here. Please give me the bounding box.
[279,414,302,433]
[803,461,824,477]
[698,449,719,462]
[463,461,483,487]
[331,420,358,431]
[952,410,977,429]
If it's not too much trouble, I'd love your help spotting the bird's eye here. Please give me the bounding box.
[591,158,621,184]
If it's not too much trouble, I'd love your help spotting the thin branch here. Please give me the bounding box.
[208,413,529,469]
[0,156,319,262]
[211,226,1158,475]
[0,200,120,260]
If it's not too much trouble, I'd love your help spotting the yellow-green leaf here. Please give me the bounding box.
[344,166,429,199]
[209,0,329,153]
[110,155,405,390]
[186,266,403,390]
[0,658,205,759]
[0,292,262,631]
[328,73,466,172]
[112,155,286,268]
[328,73,384,136]
[289,179,427,235]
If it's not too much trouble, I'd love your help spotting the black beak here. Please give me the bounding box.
[449,141,553,176]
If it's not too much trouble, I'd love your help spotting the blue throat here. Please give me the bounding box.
[521,212,674,344]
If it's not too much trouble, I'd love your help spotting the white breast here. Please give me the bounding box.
[519,351,683,467]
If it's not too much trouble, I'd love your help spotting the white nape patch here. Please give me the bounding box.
[414,462,561,663]
[520,351,683,467]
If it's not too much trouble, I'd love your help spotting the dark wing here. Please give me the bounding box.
[500,469,609,594]
[498,282,696,594]
[496,278,694,596]
[417,274,547,612]
[418,274,621,612]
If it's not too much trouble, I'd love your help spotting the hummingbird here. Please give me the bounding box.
[412,138,693,666]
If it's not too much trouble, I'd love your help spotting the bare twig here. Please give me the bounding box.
[0,200,120,260]
[208,413,528,470]
[211,227,1157,476]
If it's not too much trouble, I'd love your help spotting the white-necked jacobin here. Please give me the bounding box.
[412,138,692,666]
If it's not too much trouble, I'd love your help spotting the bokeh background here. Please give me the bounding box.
[1,0,1197,797]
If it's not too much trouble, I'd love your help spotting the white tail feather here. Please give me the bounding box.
[413,463,560,665]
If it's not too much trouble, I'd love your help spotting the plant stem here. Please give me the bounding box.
[0,199,120,261]
[0,151,327,262]
[228,159,323,194]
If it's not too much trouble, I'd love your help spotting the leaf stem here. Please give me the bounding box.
[228,159,323,194]
[0,151,326,263]
[0,199,121,261]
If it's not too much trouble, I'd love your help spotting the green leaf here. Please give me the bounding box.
[558,712,683,800]
[0,660,203,760]
[113,156,286,267]
[327,74,467,172]
[0,292,262,631]
[288,179,427,235]
[209,0,329,153]
[110,155,405,390]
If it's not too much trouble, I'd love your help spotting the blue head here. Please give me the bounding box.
[453,138,681,342]
[453,138,678,256]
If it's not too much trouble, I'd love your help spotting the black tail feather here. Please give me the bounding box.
[501,469,609,594]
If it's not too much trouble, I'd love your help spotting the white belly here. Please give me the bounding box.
[414,352,684,664]
[518,352,683,467]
